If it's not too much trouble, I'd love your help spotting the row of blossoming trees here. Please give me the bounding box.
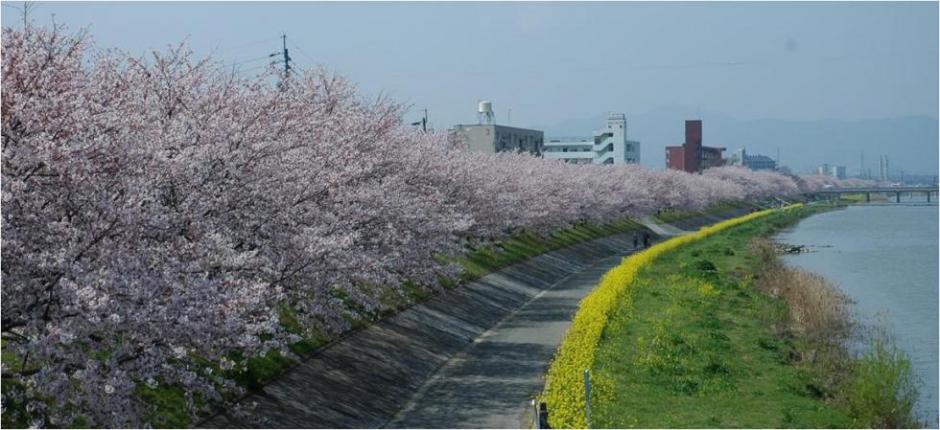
[0,26,865,427]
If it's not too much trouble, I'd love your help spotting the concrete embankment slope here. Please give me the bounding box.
[202,207,753,429]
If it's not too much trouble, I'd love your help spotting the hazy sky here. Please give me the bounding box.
[3,1,938,131]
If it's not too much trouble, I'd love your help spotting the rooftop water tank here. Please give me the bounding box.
[478,101,495,124]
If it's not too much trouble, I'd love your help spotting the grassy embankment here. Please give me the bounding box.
[543,203,921,428]
[168,203,760,426]
[1,201,769,428]
[143,217,655,427]
[3,215,652,428]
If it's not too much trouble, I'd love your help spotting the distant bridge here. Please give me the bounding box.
[816,186,938,203]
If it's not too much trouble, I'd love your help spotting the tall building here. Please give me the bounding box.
[817,164,846,179]
[665,120,725,173]
[879,155,889,181]
[542,113,641,165]
[449,101,544,156]
[833,165,847,179]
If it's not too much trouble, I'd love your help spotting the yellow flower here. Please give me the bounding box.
[541,205,800,428]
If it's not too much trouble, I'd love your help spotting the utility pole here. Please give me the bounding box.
[281,34,291,75]
[271,34,292,90]
[411,108,428,132]
[885,155,889,181]
[22,1,30,29]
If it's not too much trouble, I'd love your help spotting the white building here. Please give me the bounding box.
[449,101,544,156]
[817,163,847,179]
[542,113,640,165]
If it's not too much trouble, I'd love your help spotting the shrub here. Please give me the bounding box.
[757,266,852,347]
[844,331,920,428]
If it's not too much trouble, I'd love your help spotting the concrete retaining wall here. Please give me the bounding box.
[202,208,752,428]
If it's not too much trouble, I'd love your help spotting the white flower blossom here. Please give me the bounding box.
[0,23,827,428]
[172,346,188,359]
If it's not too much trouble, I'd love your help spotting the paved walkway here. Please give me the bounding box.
[386,254,626,428]
[638,216,688,237]
[202,233,641,429]
[202,208,755,429]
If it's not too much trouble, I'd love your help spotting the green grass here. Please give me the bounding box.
[135,384,192,428]
[459,218,643,281]
[592,206,861,428]
[844,332,921,428]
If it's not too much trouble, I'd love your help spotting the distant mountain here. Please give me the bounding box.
[535,106,939,176]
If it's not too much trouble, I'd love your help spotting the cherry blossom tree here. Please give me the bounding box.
[2,24,810,427]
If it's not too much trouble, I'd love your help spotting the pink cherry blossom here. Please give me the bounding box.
[2,24,815,427]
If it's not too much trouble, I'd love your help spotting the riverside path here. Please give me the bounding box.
[385,251,629,428]
[202,207,753,429]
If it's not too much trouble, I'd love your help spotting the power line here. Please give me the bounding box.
[231,54,277,67]
[218,34,312,84]
[410,108,428,132]
[209,36,280,58]
[268,34,292,90]
[288,41,317,69]
[272,34,291,75]
[234,62,276,77]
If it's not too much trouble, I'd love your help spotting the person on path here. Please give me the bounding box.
[633,232,639,249]
[643,232,651,248]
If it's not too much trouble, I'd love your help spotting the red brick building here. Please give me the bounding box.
[665,120,725,173]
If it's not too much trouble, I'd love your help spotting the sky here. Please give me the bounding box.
[2,1,938,171]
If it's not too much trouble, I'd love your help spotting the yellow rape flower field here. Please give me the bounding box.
[543,204,828,428]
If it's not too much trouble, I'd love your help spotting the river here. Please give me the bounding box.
[775,201,938,425]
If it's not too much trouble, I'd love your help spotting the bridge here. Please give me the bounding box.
[816,186,939,203]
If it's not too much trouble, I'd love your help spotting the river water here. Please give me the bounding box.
[775,202,938,425]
